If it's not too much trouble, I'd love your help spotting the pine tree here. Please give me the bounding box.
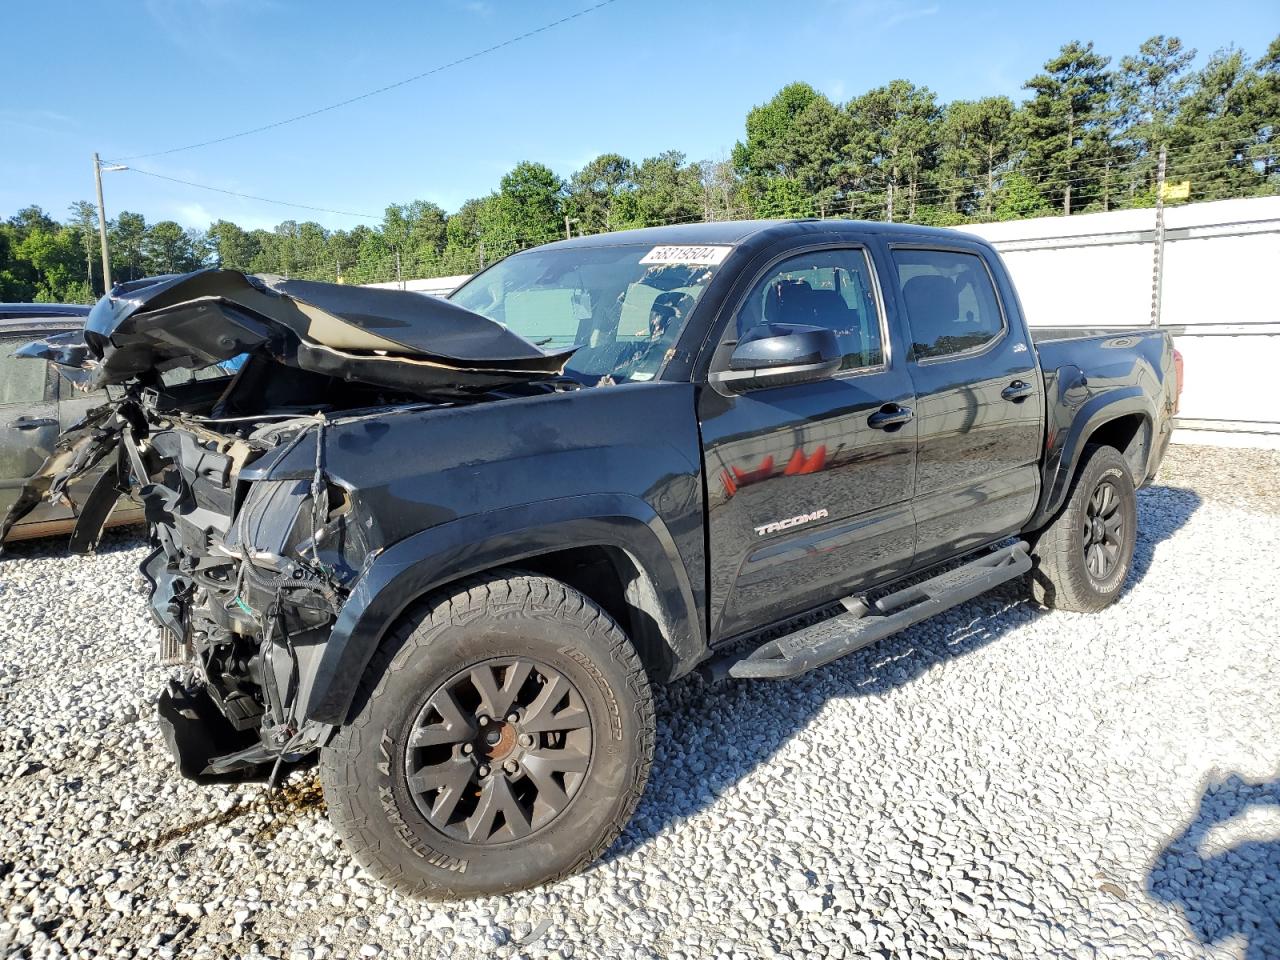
[1169,47,1267,199]
[1116,36,1197,196]
[1022,41,1114,214]
[937,97,1016,218]
[848,80,940,220]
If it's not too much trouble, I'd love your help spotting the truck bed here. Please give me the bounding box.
[1031,326,1173,387]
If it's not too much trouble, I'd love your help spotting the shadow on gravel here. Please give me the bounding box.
[1123,485,1201,600]
[1148,773,1280,960]
[604,484,1201,865]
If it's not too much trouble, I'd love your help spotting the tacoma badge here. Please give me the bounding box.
[754,509,830,537]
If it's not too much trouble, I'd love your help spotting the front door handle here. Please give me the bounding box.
[1001,380,1035,402]
[12,416,58,431]
[867,404,914,430]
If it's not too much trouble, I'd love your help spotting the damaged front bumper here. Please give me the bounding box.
[2,393,356,779]
[2,269,581,783]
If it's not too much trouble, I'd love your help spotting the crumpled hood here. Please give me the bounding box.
[19,269,576,397]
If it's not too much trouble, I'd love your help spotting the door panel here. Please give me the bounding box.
[913,465,1041,562]
[889,246,1044,567]
[57,384,145,529]
[700,376,917,640]
[699,245,917,642]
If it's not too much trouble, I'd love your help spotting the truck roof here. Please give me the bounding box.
[541,218,979,251]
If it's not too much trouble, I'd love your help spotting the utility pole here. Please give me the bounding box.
[564,216,578,240]
[395,248,403,289]
[1150,145,1168,327]
[93,153,113,293]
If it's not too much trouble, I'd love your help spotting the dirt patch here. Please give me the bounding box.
[132,774,327,853]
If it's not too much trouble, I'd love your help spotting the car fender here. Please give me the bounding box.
[304,492,701,725]
[1030,384,1155,529]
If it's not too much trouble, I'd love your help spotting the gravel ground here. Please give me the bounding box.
[2,443,1278,960]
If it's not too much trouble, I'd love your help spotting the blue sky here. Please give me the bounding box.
[2,0,1276,232]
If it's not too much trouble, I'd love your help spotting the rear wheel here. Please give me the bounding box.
[1029,444,1138,613]
[319,571,654,899]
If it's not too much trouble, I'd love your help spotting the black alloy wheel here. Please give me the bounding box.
[1028,443,1138,613]
[405,657,592,843]
[1082,478,1125,580]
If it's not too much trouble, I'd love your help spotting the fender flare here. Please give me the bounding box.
[1029,386,1155,530]
[304,493,701,725]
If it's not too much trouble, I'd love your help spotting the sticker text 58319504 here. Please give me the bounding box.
[639,245,732,266]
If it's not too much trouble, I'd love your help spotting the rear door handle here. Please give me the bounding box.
[12,416,58,431]
[867,404,914,430]
[1001,380,1035,401]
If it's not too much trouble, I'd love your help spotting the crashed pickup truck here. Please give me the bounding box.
[2,219,1181,899]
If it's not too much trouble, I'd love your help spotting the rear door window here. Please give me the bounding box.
[891,249,1005,360]
[0,339,49,404]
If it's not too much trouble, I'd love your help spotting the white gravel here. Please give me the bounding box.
[1,444,1278,960]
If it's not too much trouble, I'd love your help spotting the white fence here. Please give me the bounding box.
[371,196,1280,441]
[967,196,1280,442]
[363,275,471,297]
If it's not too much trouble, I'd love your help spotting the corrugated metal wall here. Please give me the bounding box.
[966,196,1280,439]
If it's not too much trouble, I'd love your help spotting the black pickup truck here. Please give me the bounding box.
[2,219,1180,898]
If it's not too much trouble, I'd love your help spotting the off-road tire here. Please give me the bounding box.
[1029,444,1138,613]
[319,571,655,899]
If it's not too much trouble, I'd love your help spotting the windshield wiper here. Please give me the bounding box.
[539,375,585,390]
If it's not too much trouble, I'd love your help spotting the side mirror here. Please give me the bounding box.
[709,323,842,392]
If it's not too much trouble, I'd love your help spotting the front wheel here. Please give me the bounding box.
[1029,444,1138,613]
[320,571,655,899]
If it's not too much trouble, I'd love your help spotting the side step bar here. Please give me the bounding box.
[706,541,1032,681]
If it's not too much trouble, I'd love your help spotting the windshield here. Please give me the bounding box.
[450,243,727,385]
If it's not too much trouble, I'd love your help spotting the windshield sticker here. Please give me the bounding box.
[640,245,732,266]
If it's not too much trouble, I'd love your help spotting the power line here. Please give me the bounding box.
[136,139,1274,285]
[116,165,384,220]
[114,0,623,162]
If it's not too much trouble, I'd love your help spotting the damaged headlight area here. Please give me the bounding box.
[145,421,359,784]
[43,396,371,784]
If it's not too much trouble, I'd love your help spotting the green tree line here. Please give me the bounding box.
[3,33,1276,303]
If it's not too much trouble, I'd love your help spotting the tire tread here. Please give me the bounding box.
[319,569,654,899]
[1030,444,1136,613]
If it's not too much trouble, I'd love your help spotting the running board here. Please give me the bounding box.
[707,542,1032,681]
